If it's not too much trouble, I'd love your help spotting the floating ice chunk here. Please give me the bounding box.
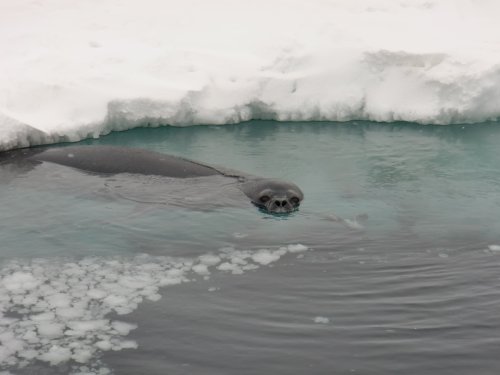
[217,262,244,274]
[72,348,94,363]
[192,264,210,276]
[342,219,364,230]
[95,340,112,351]
[67,320,109,334]
[145,293,162,302]
[46,293,72,308]
[118,275,152,290]
[0,317,18,326]
[158,276,183,287]
[198,254,222,266]
[111,321,137,336]
[252,249,284,265]
[0,244,310,372]
[56,307,85,319]
[37,322,65,338]
[313,316,330,324]
[113,340,138,350]
[219,246,236,253]
[2,272,40,293]
[229,255,248,265]
[31,312,55,322]
[103,295,128,307]
[22,330,38,344]
[0,346,11,364]
[488,245,500,251]
[0,332,24,357]
[18,349,38,360]
[242,264,259,271]
[287,244,308,253]
[87,289,108,299]
[37,345,72,365]
[21,294,38,306]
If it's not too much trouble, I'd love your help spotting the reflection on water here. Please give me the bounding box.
[1,121,500,374]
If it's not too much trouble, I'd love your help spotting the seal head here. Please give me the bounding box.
[240,178,304,214]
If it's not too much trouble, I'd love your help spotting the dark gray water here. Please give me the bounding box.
[1,121,500,374]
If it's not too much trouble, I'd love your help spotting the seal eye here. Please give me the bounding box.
[290,196,300,206]
[259,195,270,203]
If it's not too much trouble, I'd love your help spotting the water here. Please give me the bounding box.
[1,121,500,374]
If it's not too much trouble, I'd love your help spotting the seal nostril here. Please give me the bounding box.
[275,201,281,207]
[281,200,288,206]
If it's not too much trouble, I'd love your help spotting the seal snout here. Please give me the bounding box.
[274,199,289,207]
[269,197,294,213]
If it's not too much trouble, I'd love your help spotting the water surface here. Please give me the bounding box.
[1,121,500,374]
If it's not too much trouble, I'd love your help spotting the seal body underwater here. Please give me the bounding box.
[1,145,304,214]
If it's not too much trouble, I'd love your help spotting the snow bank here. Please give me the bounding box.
[0,244,308,374]
[2,0,500,150]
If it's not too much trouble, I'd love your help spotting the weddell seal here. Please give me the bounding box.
[0,145,304,214]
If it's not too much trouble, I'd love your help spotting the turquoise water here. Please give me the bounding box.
[14,120,499,252]
[1,121,500,374]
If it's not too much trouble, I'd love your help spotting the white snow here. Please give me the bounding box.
[0,244,308,373]
[2,0,500,150]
